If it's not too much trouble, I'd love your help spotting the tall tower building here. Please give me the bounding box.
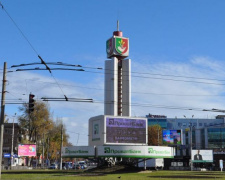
[104,22,131,116]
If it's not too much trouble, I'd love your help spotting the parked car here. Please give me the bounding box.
[73,164,81,170]
[62,162,73,170]
[78,161,88,169]
[49,163,58,169]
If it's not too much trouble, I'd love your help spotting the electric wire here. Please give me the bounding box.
[1,2,224,112]
[0,2,69,101]
[12,65,225,86]
[0,2,38,55]
[10,61,225,83]
[3,76,225,97]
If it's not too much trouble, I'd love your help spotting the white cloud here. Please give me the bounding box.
[131,56,225,119]
[2,55,225,145]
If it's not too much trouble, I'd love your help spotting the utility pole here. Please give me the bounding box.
[11,113,16,169]
[190,124,193,171]
[42,132,45,169]
[60,124,63,170]
[0,62,7,177]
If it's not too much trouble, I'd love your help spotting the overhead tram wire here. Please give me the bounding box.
[92,100,225,113]
[4,73,225,98]
[11,62,225,83]
[0,2,50,72]
[15,68,85,72]
[11,61,225,86]
[14,67,225,86]
[2,1,224,97]
[0,2,70,101]
[0,2,38,55]
[41,97,93,103]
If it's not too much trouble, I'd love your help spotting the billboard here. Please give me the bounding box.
[62,146,95,158]
[106,117,147,144]
[18,144,36,157]
[192,150,213,163]
[97,145,175,158]
[162,130,182,145]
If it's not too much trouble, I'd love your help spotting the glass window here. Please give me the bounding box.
[208,128,225,149]
[199,123,202,126]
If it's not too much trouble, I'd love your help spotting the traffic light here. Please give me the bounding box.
[29,93,35,113]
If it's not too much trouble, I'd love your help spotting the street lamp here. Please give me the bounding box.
[184,115,195,171]
[11,113,16,169]
[189,123,194,171]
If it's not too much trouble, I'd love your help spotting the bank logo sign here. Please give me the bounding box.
[62,146,95,158]
[94,124,99,135]
[106,117,147,144]
[92,120,100,141]
[98,146,174,158]
[107,118,145,128]
[104,147,141,154]
[148,148,171,155]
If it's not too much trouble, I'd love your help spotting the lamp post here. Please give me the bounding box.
[42,132,45,169]
[184,115,195,171]
[60,124,63,170]
[11,113,16,169]
[189,123,193,171]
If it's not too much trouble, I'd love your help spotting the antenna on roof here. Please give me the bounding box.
[117,20,119,31]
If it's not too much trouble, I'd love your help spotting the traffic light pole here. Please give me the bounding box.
[0,62,7,178]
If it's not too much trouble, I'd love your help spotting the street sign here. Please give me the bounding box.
[3,153,10,158]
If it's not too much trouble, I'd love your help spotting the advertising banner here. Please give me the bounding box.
[106,117,147,144]
[97,146,174,158]
[146,146,175,158]
[162,130,182,145]
[62,146,95,158]
[191,150,213,162]
[18,144,36,157]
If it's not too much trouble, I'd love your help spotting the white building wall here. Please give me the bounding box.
[104,57,118,116]
[121,59,131,116]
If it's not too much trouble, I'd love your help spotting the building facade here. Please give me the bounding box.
[147,114,225,169]
[3,123,21,166]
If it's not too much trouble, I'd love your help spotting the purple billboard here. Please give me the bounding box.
[106,117,147,144]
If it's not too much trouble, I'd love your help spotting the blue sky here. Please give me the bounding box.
[1,0,225,145]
